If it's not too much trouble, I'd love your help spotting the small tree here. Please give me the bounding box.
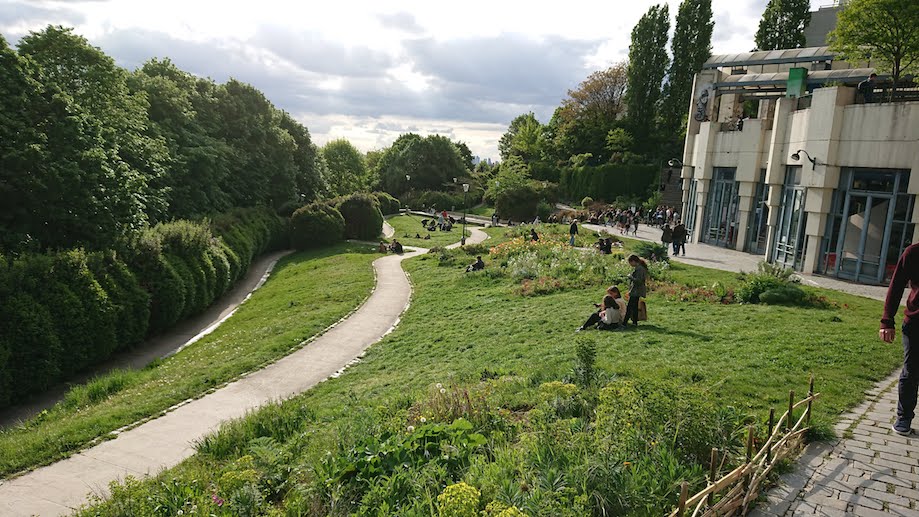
[828,0,919,98]
[290,203,345,250]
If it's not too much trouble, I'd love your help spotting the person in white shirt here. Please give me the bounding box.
[577,286,626,331]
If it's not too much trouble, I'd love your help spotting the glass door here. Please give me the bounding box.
[835,193,895,283]
[703,169,739,248]
[774,187,806,269]
[746,171,769,255]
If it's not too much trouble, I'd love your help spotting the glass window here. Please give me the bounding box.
[785,166,802,186]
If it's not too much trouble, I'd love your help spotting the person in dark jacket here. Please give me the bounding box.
[858,73,878,103]
[661,224,673,251]
[569,221,578,246]
[625,254,648,327]
[672,222,687,256]
[466,256,485,273]
[530,229,539,242]
[881,243,919,435]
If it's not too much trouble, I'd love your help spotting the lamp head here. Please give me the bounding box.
[791,151,800,161]
[463,183,470,193]
[667,159,677,167]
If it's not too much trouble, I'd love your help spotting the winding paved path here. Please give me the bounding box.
[0,228,488,516]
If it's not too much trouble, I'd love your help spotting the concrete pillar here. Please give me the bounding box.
[735,181,756,252]
[802,188,833,274]
[762,98,795,263]
[764,184,785,262]
[692,182,709,243]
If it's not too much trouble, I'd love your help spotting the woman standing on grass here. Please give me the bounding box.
[625,254,648,327]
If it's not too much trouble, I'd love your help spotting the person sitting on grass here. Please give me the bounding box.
[577,286,626,331]
[531,229,539,242]
[602,238,613,254]
[378,241,388,253]
[389,239,404,254]
[466,256,485,272]
[424,234,431,240]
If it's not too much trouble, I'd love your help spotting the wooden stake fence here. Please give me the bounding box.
[670,375,820,517]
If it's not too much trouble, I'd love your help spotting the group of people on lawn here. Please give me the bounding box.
[578,254,648,332]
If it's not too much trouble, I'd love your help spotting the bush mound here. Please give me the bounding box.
[0,207,286,408]
[495,185,540,222]
[335,193,384,240]
[373,191,401,215]
[633,241,670,262]
[290,203,345,250]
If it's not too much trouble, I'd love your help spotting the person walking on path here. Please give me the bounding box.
[881,243,919,435]
[672,221,687,256]
[625,254,648,327]
[569,221,578,246]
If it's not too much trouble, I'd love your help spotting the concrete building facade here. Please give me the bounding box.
[680,48,919,285]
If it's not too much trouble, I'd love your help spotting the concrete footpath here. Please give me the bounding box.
[0,228,488,516]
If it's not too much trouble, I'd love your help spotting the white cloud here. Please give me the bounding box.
[2,0,822,159]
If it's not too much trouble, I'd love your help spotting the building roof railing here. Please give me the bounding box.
[703,46,834,69]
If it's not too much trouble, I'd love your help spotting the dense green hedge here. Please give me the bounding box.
[290,203,346,249]
[559,164,657,203]
[0,207,286,408]
[373,192,401,215]
[495,184,540,222]
[335,193,384,241]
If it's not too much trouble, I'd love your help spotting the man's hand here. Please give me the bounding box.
[880,328,896,343]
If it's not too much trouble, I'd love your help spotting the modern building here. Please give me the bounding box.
[679,47,919,285]
[803,3,843,47]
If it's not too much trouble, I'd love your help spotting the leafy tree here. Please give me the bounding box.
[279,112,326,202]
[755,0,811,51]
[498,113,540,161]
[364,149,385,189]
[549,64,630,165]
[214,79,298,209]
[323,138,368,196]
[454,141,475,171]
[377,134,466,195]
[130,59,233,219]
[605,128,642,164]
[13,26,168,249]
[486,155,531,202]
[828,0,919,98]
[626,5,671,142]
[661,0,713,136]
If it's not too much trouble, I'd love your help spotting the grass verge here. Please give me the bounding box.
[0,243,379,478]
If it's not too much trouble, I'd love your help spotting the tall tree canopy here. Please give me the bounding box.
[12,26,168,248]
[661,0,713,136]
[554,63,629,165]
[377,134,467,195]
[626,4,671,142]
[754,0,811,51]
[498,113,540,161]
[828,0,919,97]
[322,139,368,196]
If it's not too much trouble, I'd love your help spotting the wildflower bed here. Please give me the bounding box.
[78,227,901,516]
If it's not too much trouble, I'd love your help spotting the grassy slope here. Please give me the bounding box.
[388,214,471,248]
[466,205,495,218]
[0,244,379,477]
[80,226,901,514]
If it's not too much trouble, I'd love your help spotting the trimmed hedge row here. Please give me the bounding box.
[373,192,401,216]
[0,207,286,407]
[290,203,346,250]
[560,164,657,203]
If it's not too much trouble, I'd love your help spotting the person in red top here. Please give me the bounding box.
[881,243,919,436]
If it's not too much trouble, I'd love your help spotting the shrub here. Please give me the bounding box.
[207,245,232,298]
[736,273,788,304]
[437,482,481,517]
[276,200,301,218]
[633,241,670,262]
[0,289,62,403]
[581,196,594,208]
[373,191,401,215]
[536,201,553,221]
[86,251,150,349]
[336,193,384,240]
[289,203,346,249]
[495,184,540,222]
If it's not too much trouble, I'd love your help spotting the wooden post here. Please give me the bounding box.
[708,448,719,506]
[806,375,815,426]
[746,425,755,463]
[787,390,795,432]
[767,408,775,464]
[677,480,688,517]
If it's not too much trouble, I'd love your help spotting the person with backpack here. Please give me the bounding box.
[661,224,673,251]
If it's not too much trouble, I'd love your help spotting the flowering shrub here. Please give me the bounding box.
[437,482,481,517]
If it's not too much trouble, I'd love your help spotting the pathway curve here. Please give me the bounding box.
[0,227,488,516]
[0,249,293,429]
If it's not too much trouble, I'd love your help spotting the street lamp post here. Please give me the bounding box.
[461,183,469,245]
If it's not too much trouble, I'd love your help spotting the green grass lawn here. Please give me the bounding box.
[0,244,379,478]
[387,213,471,248]
[466,205,495,218]
[78,231,901,516]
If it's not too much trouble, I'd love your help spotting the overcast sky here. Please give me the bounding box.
[1,0,825,159]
